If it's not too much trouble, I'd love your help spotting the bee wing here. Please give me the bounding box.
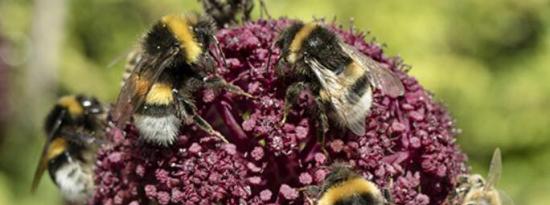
[111,49,178,128]
[120,48,144,87]
[498,190,515,205]
[30,109,66,192]
[340,43,404,98]
[30,147,50,193]
[306,58,368,136]
[107,47,141,72]
[486,148,502,189]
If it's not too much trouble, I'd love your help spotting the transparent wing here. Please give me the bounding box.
[486,148,502,189]
[107,47,141,71]
[30,109,66,192]
[498,190,515,205]
[111,49,178,128]
[340,43,404,98]
[120,48,144,87]
[306,58,367,136]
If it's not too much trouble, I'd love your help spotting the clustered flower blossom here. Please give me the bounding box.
[93,19,467,205]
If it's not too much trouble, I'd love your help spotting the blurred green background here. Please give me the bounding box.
[0,0,549,204]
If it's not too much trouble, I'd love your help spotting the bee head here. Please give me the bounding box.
[75,95,103,115]
[468,174,486,188]
[321,163,360,190]
[44,95,103,135]
[189,13,216,47]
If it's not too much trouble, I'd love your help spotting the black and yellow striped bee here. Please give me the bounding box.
[304,164,391,205]
[450,148,514,205]
[31,94,105,204]
[112,13,250,146]
[276,22,405,137]
[199,0,270,27]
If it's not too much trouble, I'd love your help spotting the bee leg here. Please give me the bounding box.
[193,114,229,143]
[298,185,320,205]
[303,194,315,205]
[382,188,394,205]
[204,76,255,98]
[173,89,195,124]
[258,0,271,19]
[173,89,229,143]
[315,108,329,145]
[242,0,254,22]
[312,97,329,154]
[281,82,308,125]
[62,131,104,146]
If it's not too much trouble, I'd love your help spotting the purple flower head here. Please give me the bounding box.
[93,19,467,205]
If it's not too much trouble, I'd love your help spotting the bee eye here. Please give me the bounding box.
[82,100,92,107]
[477,178,484,184]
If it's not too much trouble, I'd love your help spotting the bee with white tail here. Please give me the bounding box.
[450,148,515,205]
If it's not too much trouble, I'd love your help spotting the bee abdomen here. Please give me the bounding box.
[53,161,94,203]
[134,112,181,146]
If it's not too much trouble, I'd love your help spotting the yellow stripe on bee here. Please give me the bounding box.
[145,83,173,105]
[340,62,366,86]
[161,14,202,63]
[288,23,317,63]
[47,138,68,160]
[317,177,380,205]
[57,96,83,117]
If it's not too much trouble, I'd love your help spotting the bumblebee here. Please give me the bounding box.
[310,164,389,205]
[276,22,405,137]
[31,95,105,204]
[450,148,514,205]
[199,0,270,27]
[112,13,250,145]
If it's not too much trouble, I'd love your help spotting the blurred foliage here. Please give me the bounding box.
[0,0,549,204]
